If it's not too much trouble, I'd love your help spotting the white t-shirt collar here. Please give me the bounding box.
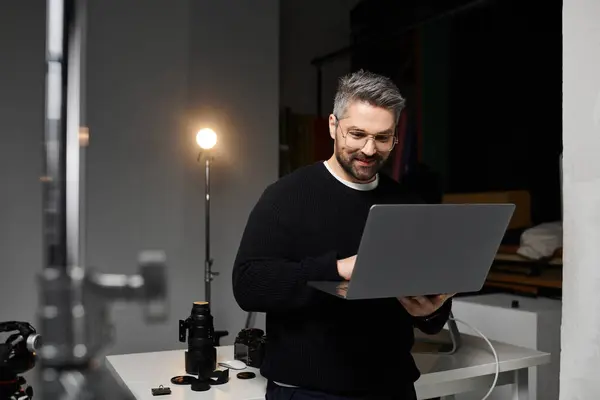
[323,160,378,191]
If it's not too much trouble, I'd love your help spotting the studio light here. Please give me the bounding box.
[196,128,217,150]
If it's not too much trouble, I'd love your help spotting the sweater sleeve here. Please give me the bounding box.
[232,188,342,313]
[412,298,453,335]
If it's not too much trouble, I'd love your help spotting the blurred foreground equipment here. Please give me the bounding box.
[38,0,169,398]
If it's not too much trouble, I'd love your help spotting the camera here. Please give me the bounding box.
[234,328,266,368]
[0,321,41,400]
[179,302,216,380]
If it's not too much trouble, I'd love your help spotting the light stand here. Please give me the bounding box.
[202,154,216,302]
[196,129,218,304]
[38,1,169,399]
[196,129,228,345]
[244,311,256,329]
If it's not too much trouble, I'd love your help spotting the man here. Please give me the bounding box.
[232,70,453,400]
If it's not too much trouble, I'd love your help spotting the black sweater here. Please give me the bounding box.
[232,162,451,396]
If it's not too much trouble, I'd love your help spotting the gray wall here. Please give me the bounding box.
[0,0,45,326]
[280,0,360,115]
[0,0,278,355]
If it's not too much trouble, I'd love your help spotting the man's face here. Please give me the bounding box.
[328,101,396,183]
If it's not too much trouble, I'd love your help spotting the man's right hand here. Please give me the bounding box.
[336,255,356,280]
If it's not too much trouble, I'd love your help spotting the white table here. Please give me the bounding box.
[106,334,550,400]
[450,294,561,399]
[413,334,549,399]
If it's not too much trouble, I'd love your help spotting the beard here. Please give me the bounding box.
[335,147,385,183]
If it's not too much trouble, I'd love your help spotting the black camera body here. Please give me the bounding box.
[234,328,266,368]
[179,302,216,380]
[0,321,41,400]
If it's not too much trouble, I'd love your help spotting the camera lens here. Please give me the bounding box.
[26,334,41,352]
[188,302,214,347]
[179,301,217,379]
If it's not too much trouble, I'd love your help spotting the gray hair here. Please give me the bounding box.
[333,69,406,124]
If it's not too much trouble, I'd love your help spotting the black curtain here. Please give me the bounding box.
[349,0,562,224]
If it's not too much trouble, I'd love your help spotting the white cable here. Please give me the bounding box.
[448,316,499,400]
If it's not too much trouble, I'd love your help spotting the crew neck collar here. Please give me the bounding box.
[323,160,378,191]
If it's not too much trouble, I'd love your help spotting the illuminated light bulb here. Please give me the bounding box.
[196,128,217,150]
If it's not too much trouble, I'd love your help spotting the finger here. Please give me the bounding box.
[430,295,446,307]
[416,296,439,315]
[438,293,456,300]
[398,297,421,313]
[440,293,456,302]
[398,297,416,308]
[399,296,419,302]
[413,296,433,307]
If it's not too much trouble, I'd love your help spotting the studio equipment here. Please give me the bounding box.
[175,301,231,392]
[179,302,217,378]
[233,328,266,368]
[0,321,41,400]
[195,128,228,345]
[37,1,169,398]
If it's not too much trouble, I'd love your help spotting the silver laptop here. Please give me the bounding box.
[308,203,515,300]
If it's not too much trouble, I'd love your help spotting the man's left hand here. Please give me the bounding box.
[398,294,455,317]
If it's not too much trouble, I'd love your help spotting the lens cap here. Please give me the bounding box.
[191,379,211,392]
[170,375,195,385]
[237,372,256,380]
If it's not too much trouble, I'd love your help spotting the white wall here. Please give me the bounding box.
[0,0,279,355]
[560,0,600,398]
